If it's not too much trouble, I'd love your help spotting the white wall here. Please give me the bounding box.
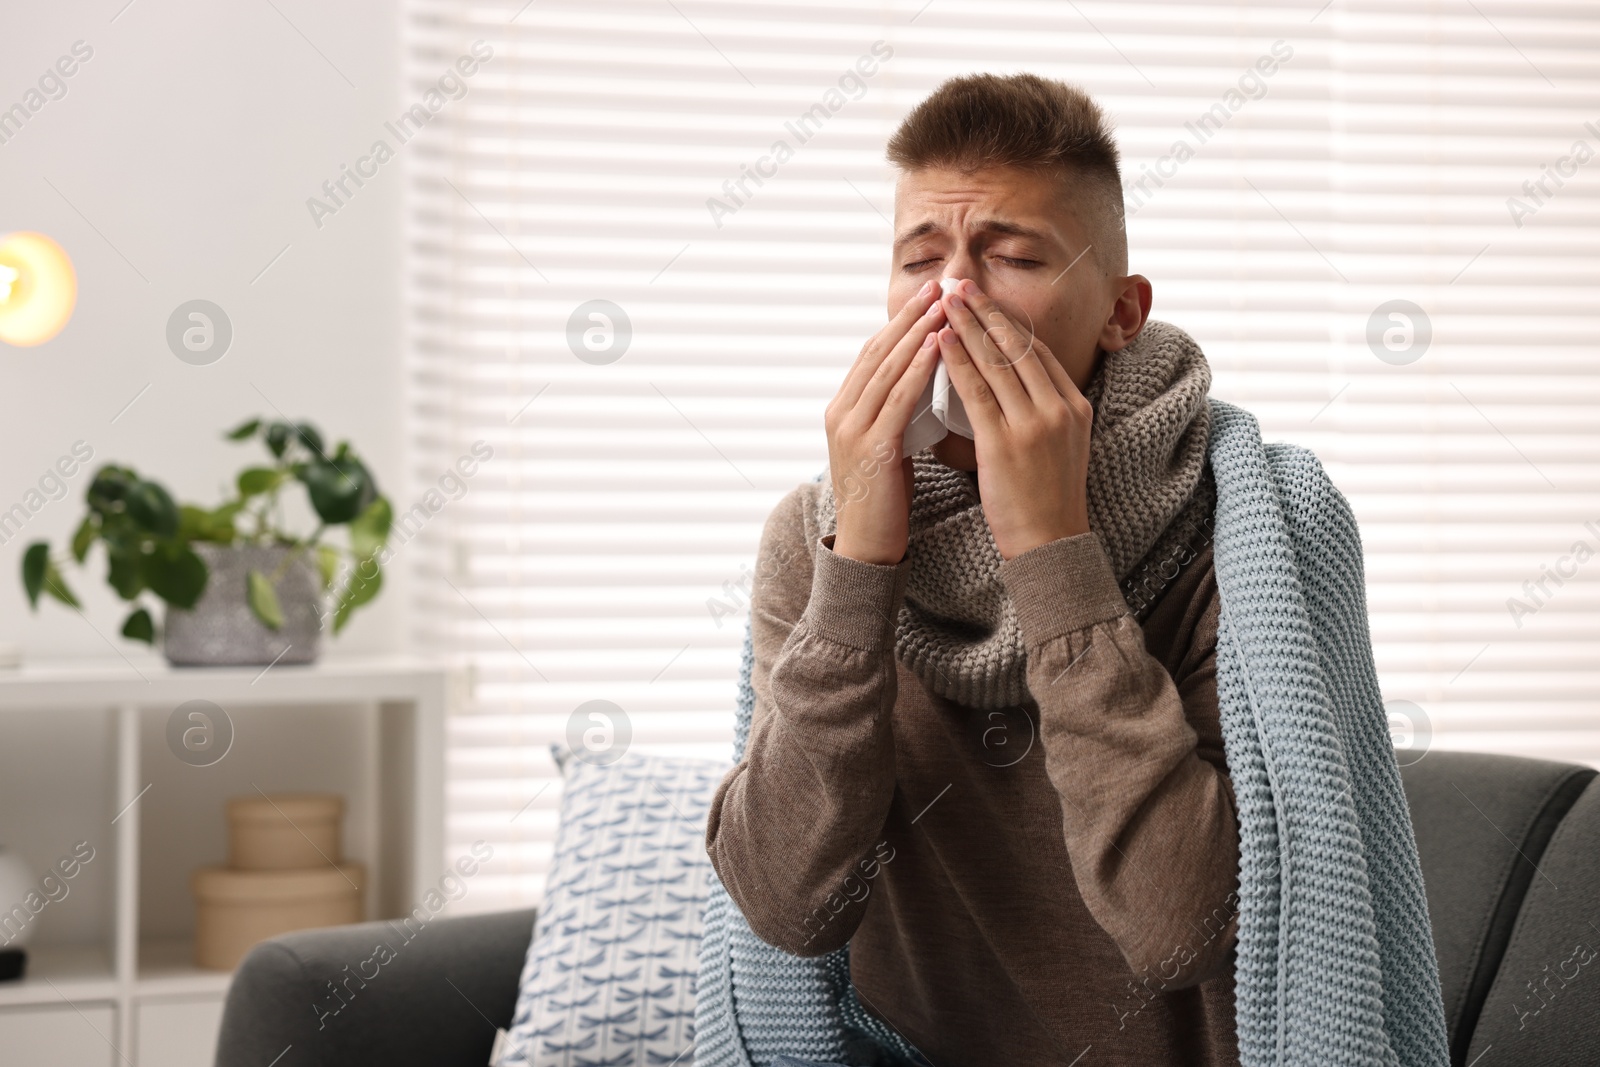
[0,0,404,659]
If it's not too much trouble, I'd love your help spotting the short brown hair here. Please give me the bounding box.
[885,73,1126,276]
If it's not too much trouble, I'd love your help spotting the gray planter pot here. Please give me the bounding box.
[163,544,324,667]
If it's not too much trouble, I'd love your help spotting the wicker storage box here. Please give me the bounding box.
[192,863,364,971]
[225,793,344,870]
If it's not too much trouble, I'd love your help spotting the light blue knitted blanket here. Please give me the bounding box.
[696,398,1451,1067]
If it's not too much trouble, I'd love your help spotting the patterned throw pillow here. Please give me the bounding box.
[492,746,731,1067]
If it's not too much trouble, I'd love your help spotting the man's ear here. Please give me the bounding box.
[1098,274,1153,352]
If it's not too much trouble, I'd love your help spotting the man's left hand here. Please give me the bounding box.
[937,278,1093,560]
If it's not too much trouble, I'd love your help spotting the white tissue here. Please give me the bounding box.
[903,278,975,453]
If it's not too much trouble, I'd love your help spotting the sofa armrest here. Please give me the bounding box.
[215,907,537,1067]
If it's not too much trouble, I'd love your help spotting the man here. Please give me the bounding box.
[705,72,1239,1065]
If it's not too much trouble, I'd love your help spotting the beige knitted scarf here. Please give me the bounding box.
[809,318,1216,710]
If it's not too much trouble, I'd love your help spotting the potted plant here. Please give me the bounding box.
[20,417,392,666]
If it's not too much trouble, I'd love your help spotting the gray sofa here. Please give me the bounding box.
[214,750,1600,1066]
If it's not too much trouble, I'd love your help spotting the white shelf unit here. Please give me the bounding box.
[0,655,459,1067]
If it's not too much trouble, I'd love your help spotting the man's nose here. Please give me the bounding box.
[941,248,981,286]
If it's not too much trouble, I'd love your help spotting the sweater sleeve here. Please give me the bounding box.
[704,485,912,957]
[997,530,1240,990]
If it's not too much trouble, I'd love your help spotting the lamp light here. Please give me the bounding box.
[0,231,77,347]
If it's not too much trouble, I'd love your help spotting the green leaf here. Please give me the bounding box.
[98,516,141,555]
[333,560,382,634]
[106,544,145,599]
[121,608,154,643]
[86,466,137,516]
[70,516,98,563]
[177,505,207,540]
[301,456,374,525]
[125,479,180,537]
[296,422,325,457]
[265,421,293,458]
[179,505,236,544]
[144,543,207,609]
[22,542,49,608]
[225,418,261,441]
[237,467,285,498]
[316,544,341,590]
[22,544,81,610]
[348,497,392,559]
[41,562,80,609]
[206,515,237,542]
[247,569,284,630]
[208,501,244,538]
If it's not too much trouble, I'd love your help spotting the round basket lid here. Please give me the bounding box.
[225,793,344,825]
[192,863,365,903]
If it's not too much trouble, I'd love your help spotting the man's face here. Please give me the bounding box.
[888,164,1149,471]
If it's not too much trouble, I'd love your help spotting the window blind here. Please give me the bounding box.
[402,0,1600,912]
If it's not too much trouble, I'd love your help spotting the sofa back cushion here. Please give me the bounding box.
[1464,772,1600,1066]
[1400,750,1596,1062]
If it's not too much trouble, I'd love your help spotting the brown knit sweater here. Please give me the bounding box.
[704,476,1242,1067]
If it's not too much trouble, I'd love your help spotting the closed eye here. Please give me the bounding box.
[902,257,940,273]
[995,255,1041,268]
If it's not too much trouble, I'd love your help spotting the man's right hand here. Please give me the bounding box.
[824,279,946,566]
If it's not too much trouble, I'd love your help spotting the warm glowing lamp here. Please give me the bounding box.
[0,232,77,347]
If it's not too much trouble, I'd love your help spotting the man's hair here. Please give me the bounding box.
[885,73,1127,277]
